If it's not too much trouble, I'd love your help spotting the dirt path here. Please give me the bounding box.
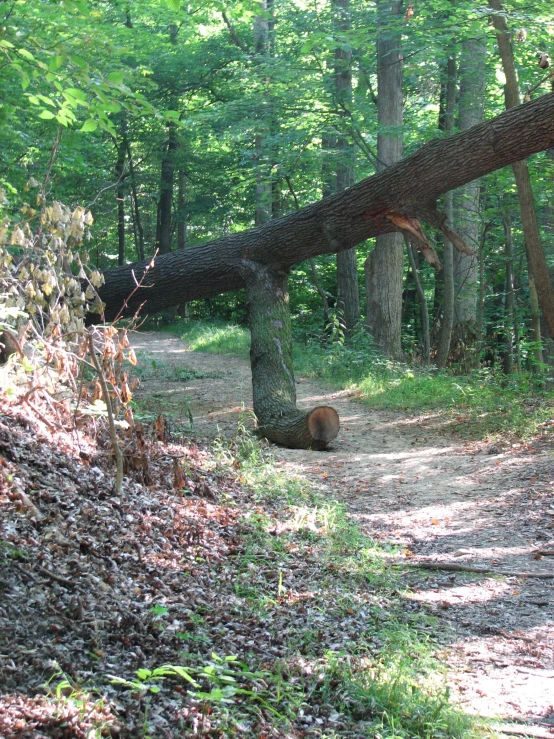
[132,331,554,732]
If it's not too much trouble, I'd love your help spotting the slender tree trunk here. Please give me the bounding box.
[489,0,554,343]
[254,1,272,227]
[453,39,486,340]
[115,139,126,267]
[365,0,404,359]
[529,275,544,365]
[474,223,490,369]
[333,0,360,332]
[406,238,430,365]
[503,212,515,374]
[177,168,187,250]
[156,124,177,255]
[125,138,145,262]
[435,55,457,369]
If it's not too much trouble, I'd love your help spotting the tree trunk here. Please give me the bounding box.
[254,1,272,228]
[406,238,430,365]
[453,38,486,338]
[244,262,339,448]
[177,168,187,250]
[489,0,554,342]
[503,212,515,374]
[435,54,456,369]
[333,0,360,332]
[365,0,404,359]
[529,274,544,366]
[115,139,126,267]
[156,124,178,255]
[125,138,145,262]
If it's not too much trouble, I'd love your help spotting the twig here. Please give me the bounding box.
[2,465,45,520]
[491,723,554,738]
[36,565,74,588]
[24,398,57,432]
[221,11,248,52]
[87,332,123,495]
[394,560,554,579]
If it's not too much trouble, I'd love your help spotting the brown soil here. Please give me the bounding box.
[132,331,554,732]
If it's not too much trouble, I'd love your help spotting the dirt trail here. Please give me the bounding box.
[132,331,554,730]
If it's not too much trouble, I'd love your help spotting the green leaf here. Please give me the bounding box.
[106,71,124,85]
[165,0,181,10]
[65,88,87,101]
[80,118,97,132]
[69,55,88,70]
[17,48,34,61]
[0,39,14,49]
[38,110,56,120]
[48,55,64,72]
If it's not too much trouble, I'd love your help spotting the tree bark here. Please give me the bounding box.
[115,139,126,267]
[365,0,404,359]
[125,138,145,262]
[97,93,554,320]
[244,262,339,449]
[177,168,187,250]
[435,54,456,369]
[503,213,515,374]
[406,238,430,365]
[489,0,554,342]
[156,123,178,255]
[453,39,486,335]
[254,0,272,228]
[333,0,360,332]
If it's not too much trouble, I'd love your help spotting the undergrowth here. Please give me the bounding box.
[171,318,554,440]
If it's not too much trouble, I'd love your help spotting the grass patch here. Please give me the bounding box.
[170,318,250,358]
[170,318,554,440]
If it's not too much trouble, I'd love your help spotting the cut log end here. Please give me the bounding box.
[258,405,340,451]
[307,406,340,444]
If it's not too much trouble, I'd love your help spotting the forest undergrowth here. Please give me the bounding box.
[0,329,485,738]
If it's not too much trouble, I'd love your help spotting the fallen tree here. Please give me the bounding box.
[98,93,554,449]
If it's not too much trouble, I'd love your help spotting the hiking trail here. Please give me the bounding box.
[132,330,554,731]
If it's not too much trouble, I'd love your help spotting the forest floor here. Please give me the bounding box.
[2,328,554,738]
[132,331,554,735]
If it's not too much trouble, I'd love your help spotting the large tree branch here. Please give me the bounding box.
[98,93,554,320]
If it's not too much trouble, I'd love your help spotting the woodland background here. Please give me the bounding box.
[1,0,553,374]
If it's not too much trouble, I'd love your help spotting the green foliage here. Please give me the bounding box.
[173,319,251,358]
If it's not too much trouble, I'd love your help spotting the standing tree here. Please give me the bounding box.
[489,0,554,345]
[333,0,360,333]
[365,0,404,359]
[452,39,487,349]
